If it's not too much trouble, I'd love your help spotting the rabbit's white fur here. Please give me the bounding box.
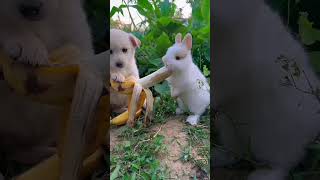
[162,33,210,125]
[212,0,320,180]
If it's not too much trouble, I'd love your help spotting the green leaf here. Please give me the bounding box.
[131,163,140,171]
[131,172,137,180]
[149,58,163,67]
[154,82,170,95]
[137,0,154,12]
[298,12,320,45]
[160,0,171,16]
[156,32,172,55]
[131,5,150,20]
[158,17,172,26]
[110,164,120,180]
[110,6,123,17]
[203,65,210,77]
[309,51,320,72]
[201,0,210,23]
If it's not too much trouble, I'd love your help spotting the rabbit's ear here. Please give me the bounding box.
[129,34,141,48]
[175,33,182,44]
[182,33,192,50]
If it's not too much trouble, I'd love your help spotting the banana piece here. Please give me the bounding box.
[110,67,172,126]
[111,109,143,126]
[0,45,81,105]
[110,76,136,94]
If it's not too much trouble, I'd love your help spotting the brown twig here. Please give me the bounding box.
[133,125,163,151]
[122,0,137,30]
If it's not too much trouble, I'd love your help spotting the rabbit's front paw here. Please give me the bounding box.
[186,115,200,125]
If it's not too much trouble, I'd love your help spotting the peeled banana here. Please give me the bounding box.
[110,67,172,126]
[0,45,81,105]
[0,45,110,180]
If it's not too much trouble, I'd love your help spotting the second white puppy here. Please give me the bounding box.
[110,29,140,113]
[162,33,210,125]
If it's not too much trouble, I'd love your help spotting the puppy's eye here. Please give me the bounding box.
[19,2,43,21]
[110,50,113,54]
[175,56,181,60]
[122,48,128,53]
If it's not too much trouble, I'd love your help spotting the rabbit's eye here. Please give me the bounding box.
[175,56,181,60]
[122,48,128,53]
[110,50,113,54]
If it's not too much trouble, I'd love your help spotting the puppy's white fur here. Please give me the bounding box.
[110,29,140,113]
[213,0,320,179]
[162,33,210,125]
[0,0,93,165]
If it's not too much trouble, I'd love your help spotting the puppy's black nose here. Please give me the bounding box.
[19,1,44,21]
[116,62,123,68]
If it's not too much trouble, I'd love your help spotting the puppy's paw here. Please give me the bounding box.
[111,73,125,83]
[186,115,200,125]
[3,36,50,66]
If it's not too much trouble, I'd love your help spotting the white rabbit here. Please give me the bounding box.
[212,0,320,179]
[162,33,210,125]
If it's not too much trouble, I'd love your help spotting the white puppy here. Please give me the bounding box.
[0,0,93,166]
[162,33,210,125]
[110,29,140,113]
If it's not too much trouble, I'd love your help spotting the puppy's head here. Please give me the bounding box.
[162,33,193,71]
[110,29,140,72]
[0,0,59,23]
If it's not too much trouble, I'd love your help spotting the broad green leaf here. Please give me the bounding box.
[110,6,123,17]
[154,82,170,95]
[298,12,320,45]
[149,58,163,67]
[160,0,172,16]
[110,164,120,180]
[132,5,151,20]
[138,0,154,12]
[156,32,172,55]
[158,17,172,26]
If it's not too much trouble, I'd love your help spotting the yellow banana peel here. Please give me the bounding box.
[110,67,172,126]
[0,45,110,179]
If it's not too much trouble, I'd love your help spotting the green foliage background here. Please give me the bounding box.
[111,0,210,96]
[267,1,320,179]
[268,0,320,74]
[84,0,108,53]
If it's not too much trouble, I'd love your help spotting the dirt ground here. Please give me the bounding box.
[110,117,209,179]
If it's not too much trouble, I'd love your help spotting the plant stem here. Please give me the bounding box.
[122,0,137,31]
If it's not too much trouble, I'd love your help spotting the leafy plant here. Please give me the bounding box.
[111,0,210,95]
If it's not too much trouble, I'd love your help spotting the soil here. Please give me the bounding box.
[110,117,209,179]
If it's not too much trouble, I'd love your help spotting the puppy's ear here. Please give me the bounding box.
[182,33,192,50]
[129,34,141,48]
[175,33,182,44]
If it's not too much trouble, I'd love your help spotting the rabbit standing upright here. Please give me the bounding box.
[162,33,210,125]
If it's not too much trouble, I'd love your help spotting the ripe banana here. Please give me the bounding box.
[0,45,81,105]
[110,67,172,126]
